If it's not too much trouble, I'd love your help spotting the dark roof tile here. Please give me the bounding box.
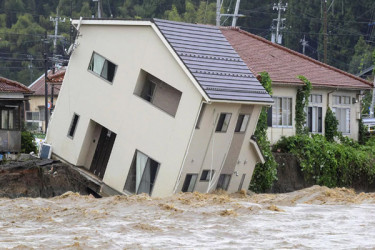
[153,19,273,103]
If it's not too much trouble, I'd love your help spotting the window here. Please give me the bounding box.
[216,113,232,132]
[200,170,215,181]
[135,71,182,117]
[88,52,117,83]
[271,97,292,127]
[124,150,160,195]
[195,103,207,129]
[333,108,350,133]
[307,107,322,133]
[68,113,79,138]
[238,174,246,191]
[333,95,351,105]
[235,114,250,133]
[181,174,198,192]
[309,94,322,104]
[216,174,231,191]
[26,111,39,121]
[1,109,15,130]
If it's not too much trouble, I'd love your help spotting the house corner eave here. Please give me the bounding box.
[249,139,265,164]
[150,22,210,103]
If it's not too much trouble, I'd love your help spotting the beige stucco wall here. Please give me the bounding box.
[177,102,263,193]
[46,24,203,197]
[268,85,361,144]
[27,96,58,132]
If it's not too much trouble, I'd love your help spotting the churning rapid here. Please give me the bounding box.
[1,185,375,249]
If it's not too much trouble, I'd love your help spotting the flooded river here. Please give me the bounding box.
[1,185,375,249]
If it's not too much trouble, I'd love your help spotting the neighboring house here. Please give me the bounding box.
[222,28,373,144]
[46,19,273,197]
[0,77,33,152]
[27,68,65,133]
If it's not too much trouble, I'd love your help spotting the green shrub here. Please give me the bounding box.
[273,134,375,187]
[324,107,338,142]
[21,131,37,154]
[249,72,278,193]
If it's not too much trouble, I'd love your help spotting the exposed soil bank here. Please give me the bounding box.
[0,157,99,198]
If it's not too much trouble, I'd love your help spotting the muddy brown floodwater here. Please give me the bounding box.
[1,185,375,249]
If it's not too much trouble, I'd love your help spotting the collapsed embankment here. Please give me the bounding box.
[0,157,100,198]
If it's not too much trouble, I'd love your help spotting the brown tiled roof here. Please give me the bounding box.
[0,77,32,94]
[29,67,65,96]
[221,28,373,90]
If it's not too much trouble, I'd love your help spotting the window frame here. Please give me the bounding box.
[234,114,250,133]
[271,96,293,128]
[88,52,117,84]
[123,150,160,196]
[200,170,215,182]
[181,173,198,192]
[134,71,182,117]
[332,107,350,134]
[216,174,231,191]
[26,111,40,122]
[67,113,80,139]
[0,108,16,130]
[215,113,232,133]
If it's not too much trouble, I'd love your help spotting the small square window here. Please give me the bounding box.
[200,170,215,181]
[68,113,79,138]
[216,113,231,132]
[88,52,117,83]
[235,114,250,133]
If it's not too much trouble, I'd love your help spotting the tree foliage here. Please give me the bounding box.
[249,72,278,193]
[0,0,373,85]
[324,107,338,142]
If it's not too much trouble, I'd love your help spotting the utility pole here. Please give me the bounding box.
[50,9,65,73]
[300,35,308,55]
[27,55,33,84]
[231,0,241,27]
[43,32,49,133]
[93,0,103,18]
[271,0,287,44]
[323,0,328,64]
[216,0,221,26]
[216,0,244,27]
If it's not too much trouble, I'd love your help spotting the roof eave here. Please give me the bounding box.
[272,81,372,90]
[211,99,274,106]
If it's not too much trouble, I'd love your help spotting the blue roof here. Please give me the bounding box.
[153,19,273,103]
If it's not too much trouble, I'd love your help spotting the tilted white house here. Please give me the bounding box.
[46,19,273,197]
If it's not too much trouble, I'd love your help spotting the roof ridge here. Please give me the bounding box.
[221,27,373,88]
[0,76,32,93]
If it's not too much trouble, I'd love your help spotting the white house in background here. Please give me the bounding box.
[45,19,273,197]
[223,28,373,144]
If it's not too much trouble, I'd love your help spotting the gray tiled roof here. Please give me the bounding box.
[153,19,273,103]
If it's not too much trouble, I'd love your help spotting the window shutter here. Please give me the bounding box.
[267,107,272,127]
